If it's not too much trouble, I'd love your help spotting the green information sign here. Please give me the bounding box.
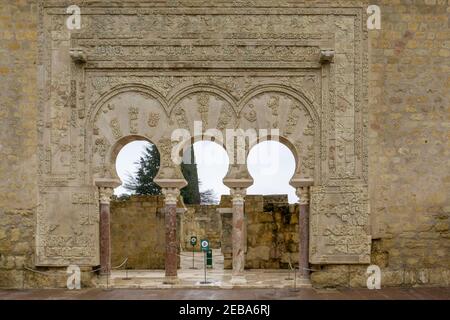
[190,236,197,246]
[200,239,209,252]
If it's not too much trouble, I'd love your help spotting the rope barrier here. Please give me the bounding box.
[178,253,223,258]
[23,257,129,276]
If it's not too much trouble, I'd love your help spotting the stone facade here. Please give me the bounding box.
[31,0,371,269]
[0,0,449,288]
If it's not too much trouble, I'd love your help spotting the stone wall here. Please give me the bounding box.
[246,195,299,269]
[0,0,39,288]
[220,195,299,269]
[181,205,222,251]
[110,195,175,269]
[311,0,450,288]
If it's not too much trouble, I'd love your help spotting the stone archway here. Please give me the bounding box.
[35,2,371,286]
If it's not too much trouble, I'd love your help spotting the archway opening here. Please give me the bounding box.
[111,139,166,271]
[114,140,157,196]
[245,140,299,269]
[180,140,230,271]
[247,140,297,203]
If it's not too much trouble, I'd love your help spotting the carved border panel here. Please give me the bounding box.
[310,185,371,264]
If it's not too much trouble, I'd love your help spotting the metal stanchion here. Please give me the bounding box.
[285,259,293,280]
[123,259,131,280]
[103,270,111,291]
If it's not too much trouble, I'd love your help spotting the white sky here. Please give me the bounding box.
[114,140,298,203]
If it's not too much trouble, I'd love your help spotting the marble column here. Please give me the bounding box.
[98,186,114,275]
[296,185,311,280]
[230,188,247,284]
[162,187,179,284]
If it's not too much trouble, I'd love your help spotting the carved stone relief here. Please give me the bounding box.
[310,185,371,264]
[37,2,369,266]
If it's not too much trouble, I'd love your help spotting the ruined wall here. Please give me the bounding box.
[110,195,170,269]
[0,0,39,288]
[220,195,299,270]
[311,0,450,288]
[246,196,299,269]
[181,205,222,251]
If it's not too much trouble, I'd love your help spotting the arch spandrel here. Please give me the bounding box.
[238,87,319,181]
[90,89,173,181]
[169,86,238,134]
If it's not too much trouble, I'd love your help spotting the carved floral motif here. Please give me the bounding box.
[147,112,160,127]
[109,118,122,140]
[128,107,139,134]
[243,104,257,122]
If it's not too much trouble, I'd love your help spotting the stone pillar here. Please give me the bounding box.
[162,187,180,284]
[98,186,114,275]
[230,188,247,284]
[296,184,312,281]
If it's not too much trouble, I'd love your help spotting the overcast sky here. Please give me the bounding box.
[114,140,298,203]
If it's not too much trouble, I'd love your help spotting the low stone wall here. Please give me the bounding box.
[220,195,299,269]
[181,204,222,251]
[110,195,178,269]
[246,195,299,269]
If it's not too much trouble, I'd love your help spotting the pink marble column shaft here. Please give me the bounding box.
[297,186,311,279]
[299,202,310,278]
[165,203,178,278]
[98,187,114,275]
[232,200,245,274]
[99,202,111,274]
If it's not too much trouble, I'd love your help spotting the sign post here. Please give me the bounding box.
[190,236,197,269]
[200,239,210,284]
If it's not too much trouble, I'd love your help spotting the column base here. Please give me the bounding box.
[230,274,247,285]
[163,275,179,285]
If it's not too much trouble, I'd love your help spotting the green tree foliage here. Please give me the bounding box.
[180,146,201,204]
[123,144,161,195]
[124,143,201,204]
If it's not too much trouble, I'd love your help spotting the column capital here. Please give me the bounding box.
[230,187,246,205]
[98,186,114,205]
[95,178,120,205]
[296,186,310,205]
[162,187,180,205]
